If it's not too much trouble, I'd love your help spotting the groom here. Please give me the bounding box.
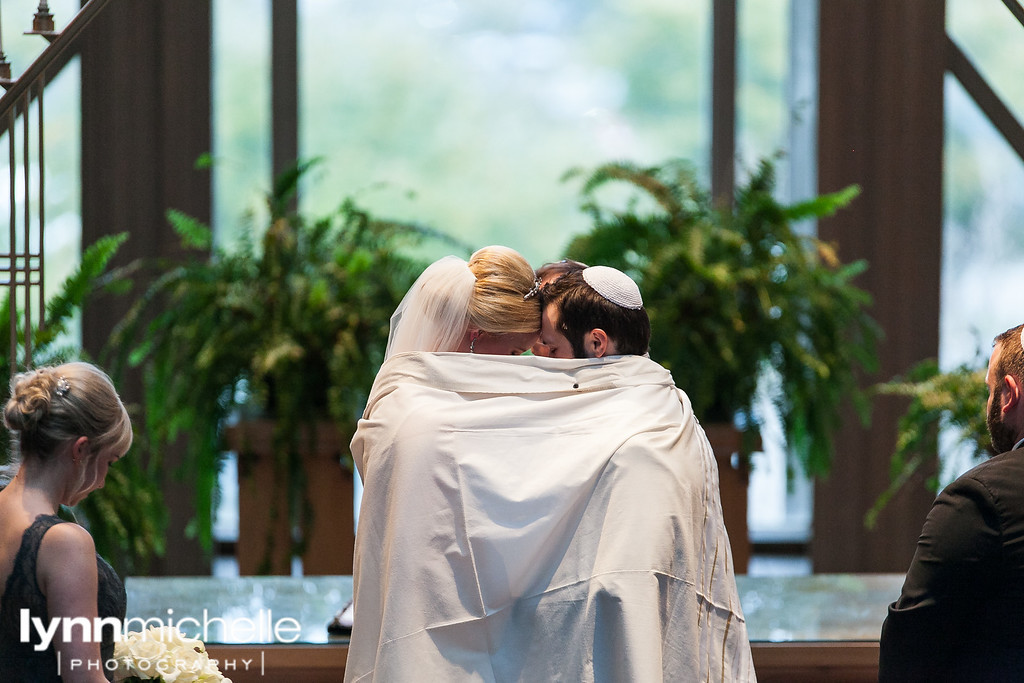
[533,265,650,359]
[345,266,754,682]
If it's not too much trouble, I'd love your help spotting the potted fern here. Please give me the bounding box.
[562,157,881,569]
[109,160,459,574]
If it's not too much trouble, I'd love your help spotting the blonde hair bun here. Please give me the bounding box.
[467,246,541,335]
[3,362,132,463]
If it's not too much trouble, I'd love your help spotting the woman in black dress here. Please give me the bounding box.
[0,362,132,682]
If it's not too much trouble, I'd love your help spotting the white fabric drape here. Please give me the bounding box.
[347,353,755,682]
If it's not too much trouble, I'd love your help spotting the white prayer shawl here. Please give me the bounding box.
[347,353,755,682]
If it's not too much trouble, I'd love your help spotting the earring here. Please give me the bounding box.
[470,335,476,354]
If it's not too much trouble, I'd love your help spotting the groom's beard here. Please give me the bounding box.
[987,393,1018,454]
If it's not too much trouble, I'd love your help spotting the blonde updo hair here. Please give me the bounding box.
[467,246,541,335]
[4,362,132,463]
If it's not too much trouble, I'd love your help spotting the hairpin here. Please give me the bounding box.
[523,278,541,300]
[54,376,70,397]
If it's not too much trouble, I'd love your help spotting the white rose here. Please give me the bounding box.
[122,634,169,678]
[113,626,228,682]
[169,646,206,671]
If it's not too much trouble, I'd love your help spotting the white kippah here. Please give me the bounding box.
[582,266,643,309]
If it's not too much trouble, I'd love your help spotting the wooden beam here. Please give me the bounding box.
[1001,0,1024,28]
[813,0,945,572]
[80,0,212,576]
[946,35,1024,163]
[711,0,736,206]
[272,0,298,192]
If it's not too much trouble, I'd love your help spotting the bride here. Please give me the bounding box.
[330,245,541,638]
[385,245,541,358]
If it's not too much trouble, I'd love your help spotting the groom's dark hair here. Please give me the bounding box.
[542,271,650,357]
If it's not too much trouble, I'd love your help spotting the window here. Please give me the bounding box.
[939,0,1024,483]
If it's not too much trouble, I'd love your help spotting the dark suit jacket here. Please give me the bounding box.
[879,447,1024,682]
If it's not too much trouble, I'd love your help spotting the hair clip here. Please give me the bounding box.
[523,278,541,300]
[54,376,70,397]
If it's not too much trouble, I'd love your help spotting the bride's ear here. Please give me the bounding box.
[465,327,482,353]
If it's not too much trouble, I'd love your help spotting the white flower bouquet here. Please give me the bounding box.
[111,626,232,683]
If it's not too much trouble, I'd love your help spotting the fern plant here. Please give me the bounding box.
[866,358,990,527]
[0,233,128,371]
[564,157,880,477]
[0,233,166,574]
[107,160,460,560]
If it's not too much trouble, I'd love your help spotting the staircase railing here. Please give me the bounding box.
[0,0,114,372]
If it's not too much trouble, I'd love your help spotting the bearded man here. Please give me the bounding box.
[880,323,1024,681]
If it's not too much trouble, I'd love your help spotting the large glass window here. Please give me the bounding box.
[212,0,824,575]
[940,0,1024,483]
[219,0,1024,575]
[297,0,710,266]
[738,0,814,570]
[212,0,271,246]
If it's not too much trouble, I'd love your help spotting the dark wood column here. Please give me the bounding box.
[711,0,736,205]
[272,0,298,183]
[813,1,945,572]
[80,0,212,575]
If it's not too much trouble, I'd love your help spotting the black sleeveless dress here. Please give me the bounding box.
[0,514,126,682]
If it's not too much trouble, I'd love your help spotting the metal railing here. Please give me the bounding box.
[0,0,113,372]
